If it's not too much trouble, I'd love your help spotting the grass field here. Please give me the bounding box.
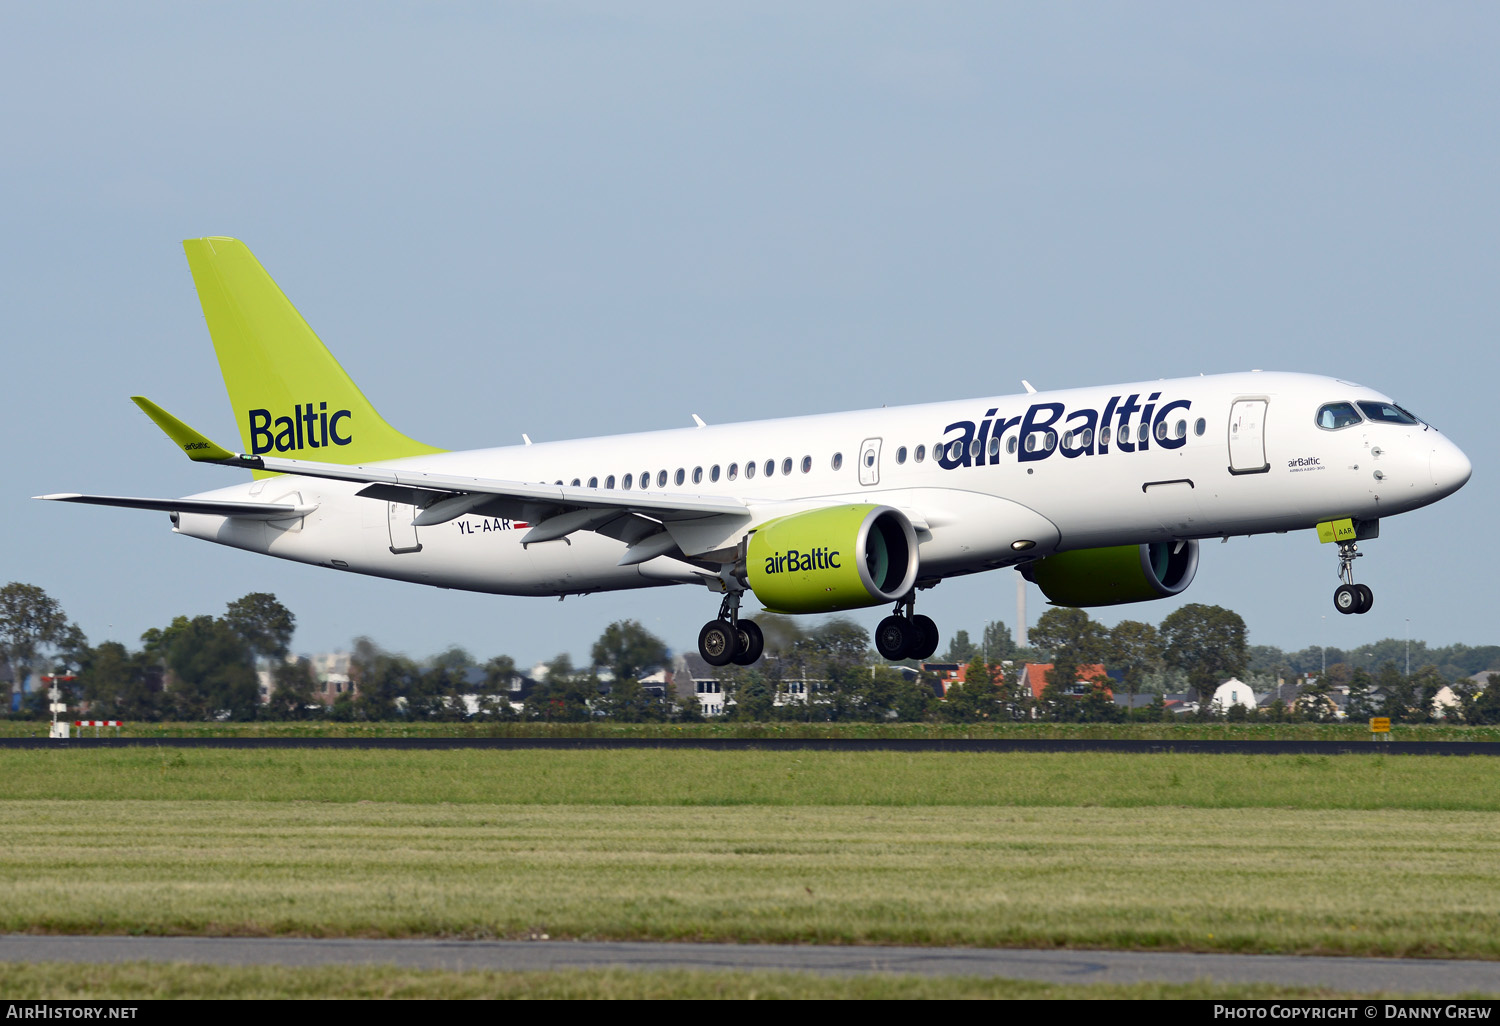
[1,749,1499,968]
[1,962,1447,1000]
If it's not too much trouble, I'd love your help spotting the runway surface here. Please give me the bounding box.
[2,936,1496,994]
[1,737,1496,754]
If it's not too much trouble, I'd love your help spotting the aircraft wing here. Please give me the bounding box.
[250,453,749,521]
[121,396,753,560]
[36,493,318,520]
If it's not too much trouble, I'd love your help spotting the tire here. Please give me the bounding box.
[910,615,940,661]
[1355,583,1374,614]
[1334,584,1360,615]
[698,620,740,666]
[732,619,764,665]
[875,615,913,661]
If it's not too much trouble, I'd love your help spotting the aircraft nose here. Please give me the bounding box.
[1429,439,1473,496]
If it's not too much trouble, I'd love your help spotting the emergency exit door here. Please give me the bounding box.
[859,438,882,486]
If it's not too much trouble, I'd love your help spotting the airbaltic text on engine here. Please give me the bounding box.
[249,404,352,454]
[763,547,842,574]
[937,392,1191,468]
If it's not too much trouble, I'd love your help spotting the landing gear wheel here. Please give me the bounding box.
[910,615,940,661]
[1355,584,1374,614]
[732,619,764,665]
[1334,584,1360,615]
[698,620,740,666]
[875,615,914,661]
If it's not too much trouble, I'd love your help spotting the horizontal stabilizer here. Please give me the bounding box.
[36,494,317,520]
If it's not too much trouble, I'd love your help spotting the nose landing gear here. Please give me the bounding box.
[697,591,764,666]
[1333,541,1374,615]
[875,595,941,661]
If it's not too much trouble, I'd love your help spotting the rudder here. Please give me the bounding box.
[182,237,444,467]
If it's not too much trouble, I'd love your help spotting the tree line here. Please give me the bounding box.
[1,581,1496,724]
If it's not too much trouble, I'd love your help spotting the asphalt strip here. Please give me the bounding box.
[2,936,1497,995]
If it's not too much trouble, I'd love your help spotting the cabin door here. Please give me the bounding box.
[387,502,422,554]
[1228,399,1269,475]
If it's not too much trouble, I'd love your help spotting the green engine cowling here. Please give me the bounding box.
[1023,541,1199,607]
[746,504,919,614]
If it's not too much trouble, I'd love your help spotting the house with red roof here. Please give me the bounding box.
[1021,663,1112,701]
[920,661,1007,698]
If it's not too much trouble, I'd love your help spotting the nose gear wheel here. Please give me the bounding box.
[1332,542,1373,614]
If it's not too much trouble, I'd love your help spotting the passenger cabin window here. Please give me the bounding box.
[896,446,907,464]
[1357,401,1420,425]
[710,465,721,482]
[765,459,776,477]
[728,463,738,481]
[801,456,812,473]
[693,467,703,484]
[675,468,685,486]
[588,477,598,488]
[657,470,668,488]
[745,461,756,479]
[641,470,649,488]
[570,478,581,487]
[831,452,843,470]
[1317,402,1363,430]
[782,457,793,476]
[914,445,925,463]
[1007,436,1018,454]
[988,436,1000,457]
[1194,418,1207,436]
[606,475,616,489]
[623,473,633,490]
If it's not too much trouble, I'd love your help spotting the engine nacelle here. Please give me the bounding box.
[1024,540,1199,607]
[746,504,919,614]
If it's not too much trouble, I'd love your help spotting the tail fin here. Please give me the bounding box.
[182,237,444,470]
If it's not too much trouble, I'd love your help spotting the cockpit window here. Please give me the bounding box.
[1316,402,1363,431]
[1357,401,1420,426]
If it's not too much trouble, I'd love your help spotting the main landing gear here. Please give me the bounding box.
[1332,541,1374,615]
[874,595,940,662]
[698,591,764,667]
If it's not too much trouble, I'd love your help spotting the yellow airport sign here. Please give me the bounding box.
[1369,717,1391,733]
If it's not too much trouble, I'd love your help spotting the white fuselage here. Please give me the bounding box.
[171,371,1471,600]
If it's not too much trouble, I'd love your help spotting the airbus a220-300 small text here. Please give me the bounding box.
[41,239,1473,665]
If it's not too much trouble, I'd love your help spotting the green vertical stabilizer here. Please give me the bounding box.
[182,237,445,474]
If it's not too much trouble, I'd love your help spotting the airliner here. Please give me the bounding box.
[40,239,1473,667]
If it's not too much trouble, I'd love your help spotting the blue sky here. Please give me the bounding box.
[3,3,1494,667]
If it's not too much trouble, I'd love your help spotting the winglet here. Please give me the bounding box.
[130,396,240,463]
